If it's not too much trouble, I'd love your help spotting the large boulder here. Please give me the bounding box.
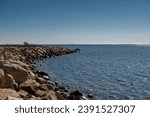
[0,69,17,89]
[0,88,20,100]
[0,60,28,83]
[2,73,18,89]
[19,79,40,95]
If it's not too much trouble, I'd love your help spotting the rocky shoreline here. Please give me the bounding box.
[0,45,84,100]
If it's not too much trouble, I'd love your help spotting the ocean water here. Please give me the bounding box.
[35,45,150,99]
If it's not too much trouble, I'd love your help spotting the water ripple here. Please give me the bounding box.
[36,45,150,99]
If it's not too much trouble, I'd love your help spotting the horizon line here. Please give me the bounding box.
[0,43,150,46]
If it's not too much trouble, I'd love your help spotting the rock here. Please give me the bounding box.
[70,90,83,100]
[35,77,47,84]
[0,68,18,89]
[0,68,5,86]
[54,83,68,92]
[0,60,28,83]
[18,90,28,97]
[60,92,69,99]
[28,95,41,100]
[0,46,80,100]
[47,90,57,100]
[22,94,33,100]
[41,96,49,100]
[19,79,40,95]
[74,48,80,53]
[37,83,54,91]
[47,90,62,100]
[35,90,46,97]
[57,85,68,92]
[55,92,64,100]
[0,88,20,100]
[67,95,75,100]
[70,90,82,97]
[6,96,23,100]
[48,81,55,85]
[87,94,94,99]
[42,75,50,80]
[44,84,54,90]
[54,87,59,91]
[81,96,88,100]
[37,84,49,91]
[8,60,29,69]
[28,70,36,78]
[0,56,4,60]
[2,73,18,89]
[37,71,49,77]
[20,85,35,95]
[36,71,50,80]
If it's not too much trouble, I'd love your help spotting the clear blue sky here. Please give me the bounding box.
[0,0,150,44]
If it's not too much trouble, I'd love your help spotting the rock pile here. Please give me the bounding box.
[0,46,83,100]
[0,46,74,64]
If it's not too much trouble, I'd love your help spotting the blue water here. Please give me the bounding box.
[35,45,150,99]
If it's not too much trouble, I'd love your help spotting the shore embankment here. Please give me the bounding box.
[0,45,83,100]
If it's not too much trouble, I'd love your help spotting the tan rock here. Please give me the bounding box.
[44,84,54,90]
[0,69,5,86]
[28,71,36,78]
[0,69,18,89]
[8,60,29,69]
[2,73,18,89]
[0,60,28,83]
[18,90,28,97]
[6,96,23,100]
[0,88,20,100]
[35,90,46,97]
[47,90,62,100]
[35,77,47,84]
[47,90,57,100]
[28,95,41,100]
[41,96,49,100]
[19,79,40,95]
[22,94,33,100]
[37,84,54,92]
[37,84,49,91]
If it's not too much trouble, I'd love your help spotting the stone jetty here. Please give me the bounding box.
[0,45,83,100]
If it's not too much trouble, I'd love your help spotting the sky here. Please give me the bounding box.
[0,0,150,44]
